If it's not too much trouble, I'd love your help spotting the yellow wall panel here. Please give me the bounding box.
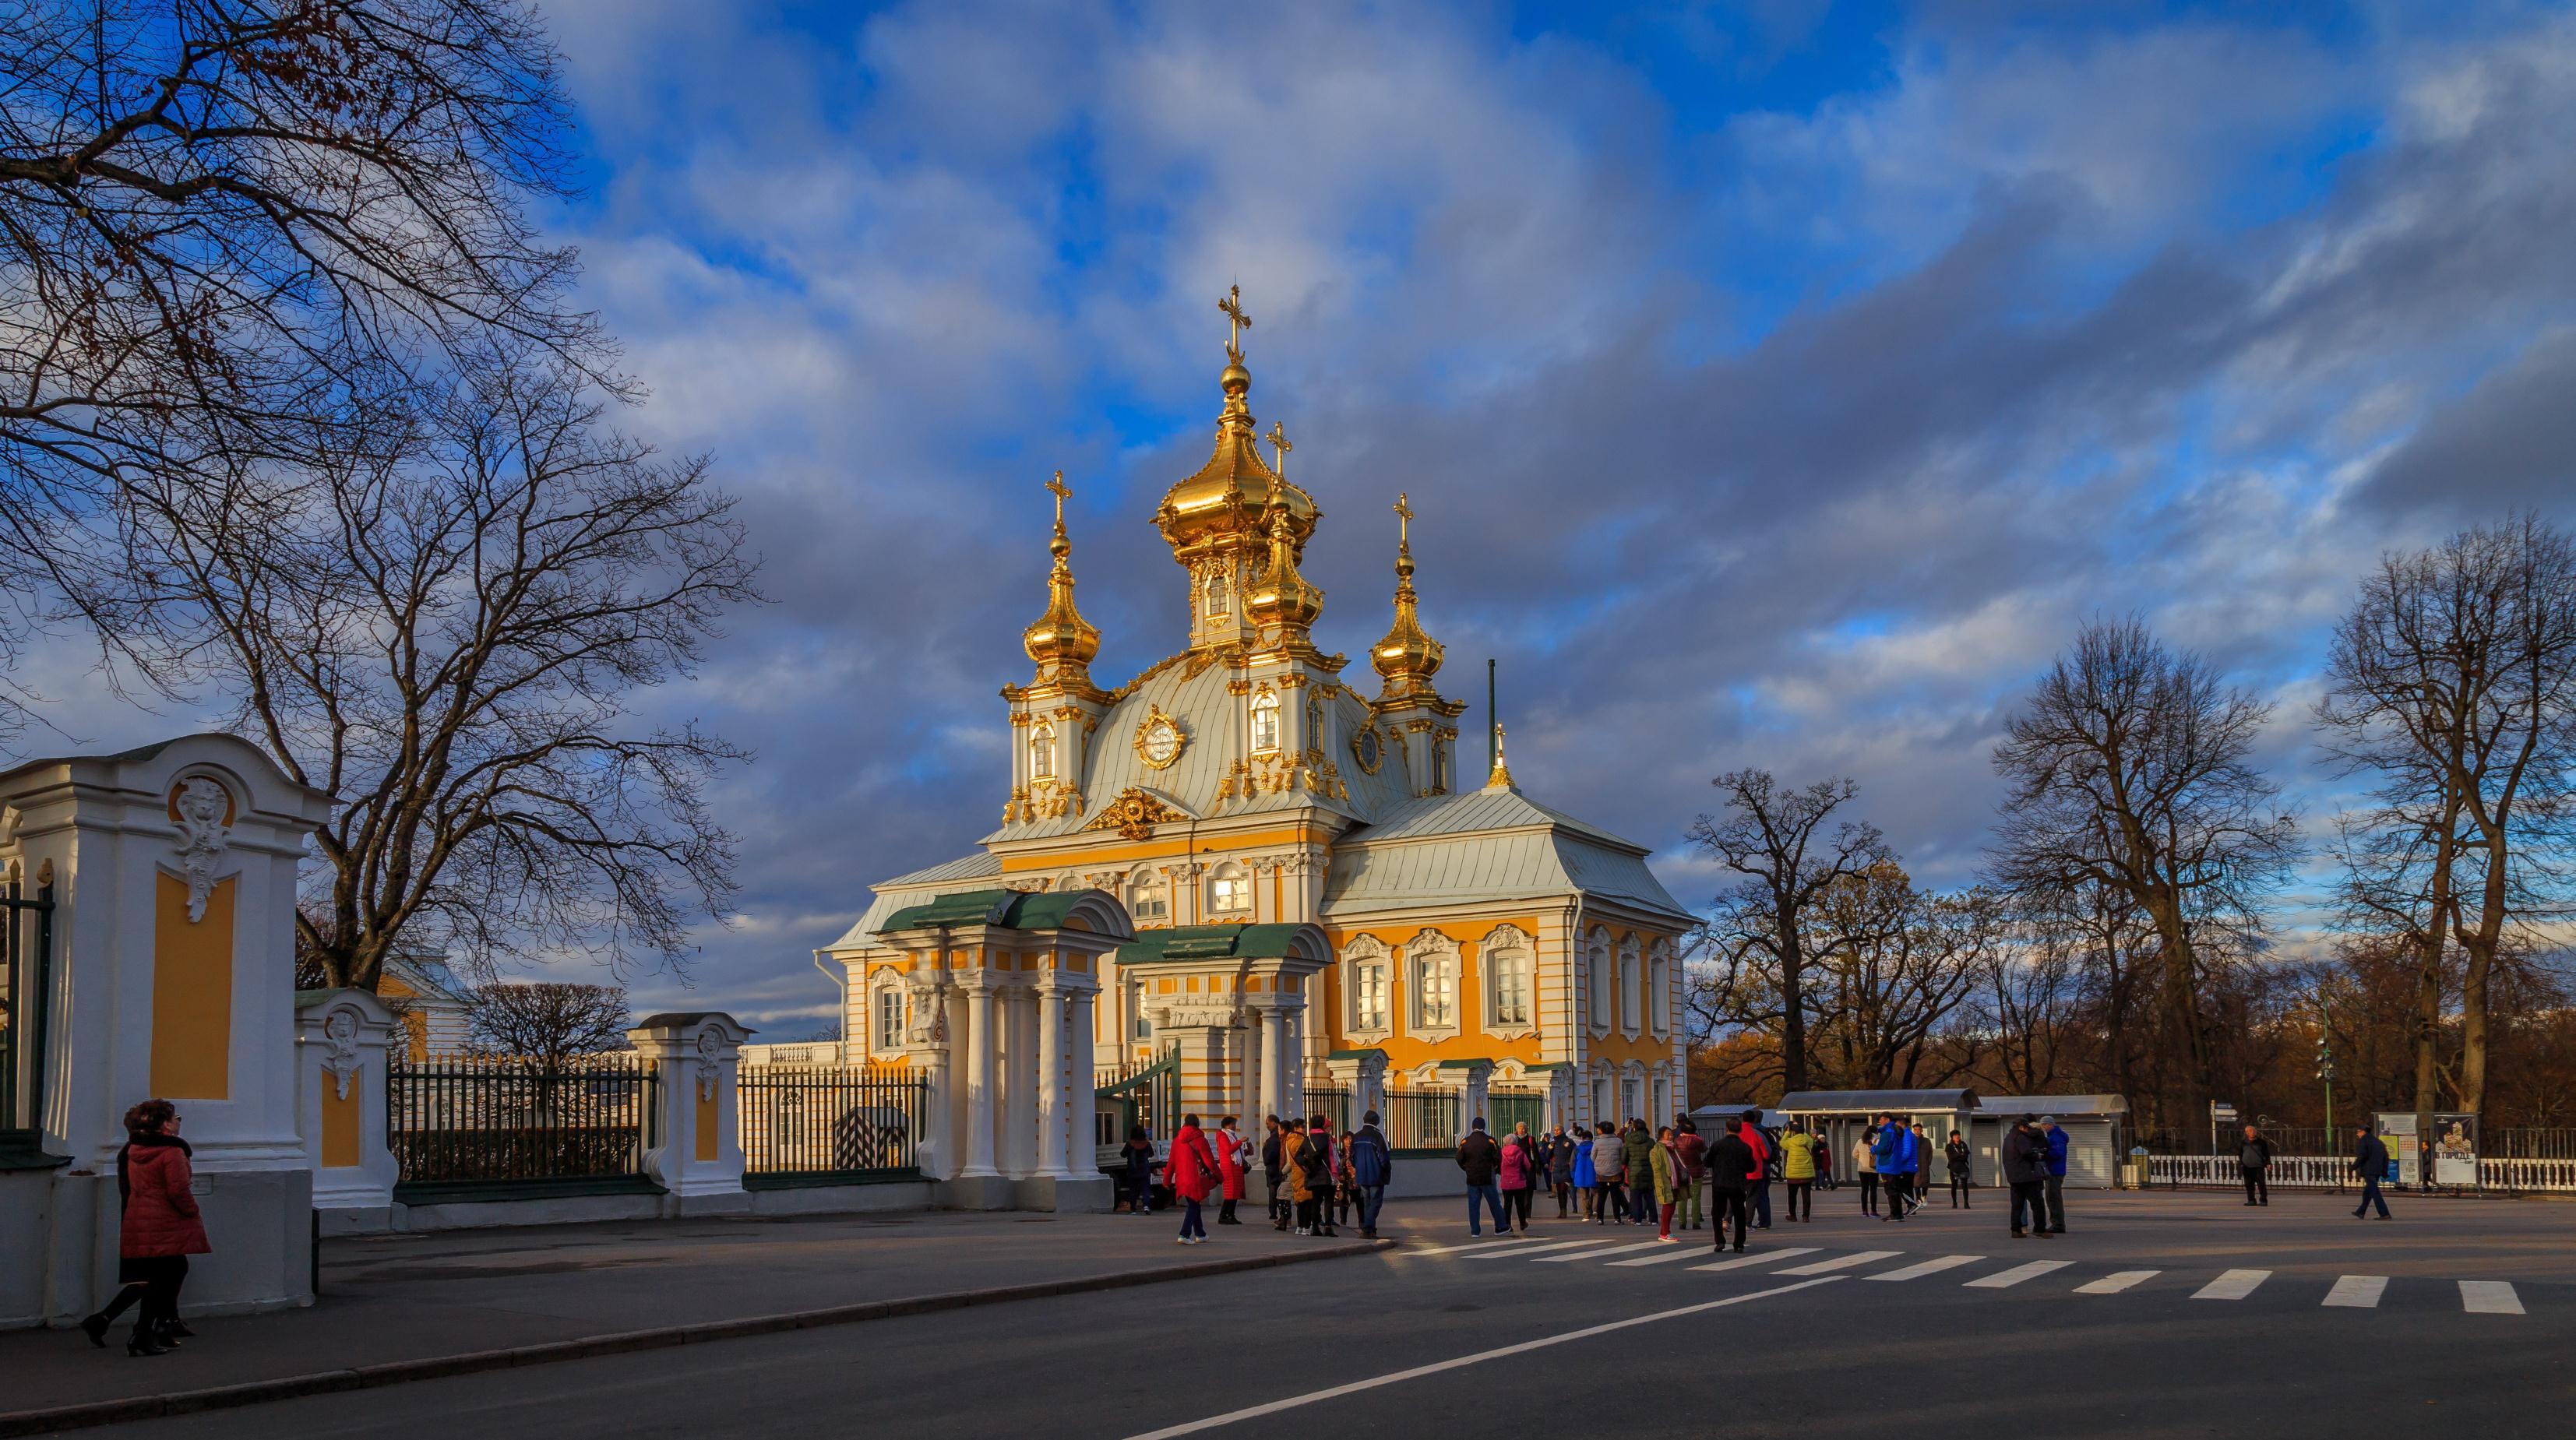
[151,874,234,1100]
[319,1071,361,1167]
[695,1090,720,1161]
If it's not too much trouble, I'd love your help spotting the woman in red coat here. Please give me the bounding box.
[1168,1114,1221,1246]
[1213,1115,1249,1226]
[81,1099,210,1356]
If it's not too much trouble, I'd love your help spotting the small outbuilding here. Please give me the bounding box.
[1971,1095,2130,1188]
[1773,1090,1982,1186]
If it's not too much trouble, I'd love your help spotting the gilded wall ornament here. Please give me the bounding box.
[1087,788,1186,842]
[1350,726,1384,774]
[1133,704,1186,770]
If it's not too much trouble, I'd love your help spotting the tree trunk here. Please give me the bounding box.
[2454,826,2508,1118]
[2143,889,2215,1118]
[1779,924,1809,1094]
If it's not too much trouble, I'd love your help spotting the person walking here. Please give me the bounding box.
[1870,1115,1912,1222]
[2239,1123,2275,1208]
[1780,1118,1817,1222]
[1306,1115,1341,1237]
[1591,1121,1628,1223]
[1214,1116,1249,1225]
[1571,1121,1599,1220]
[2041,1117,2071,1233]
[1120,1125,1158,1216]
[1548,1124,1580,1219]
[1737,1111,1774,1230]
[1944,1130,1973,1209]
[1263,1115,1289,1231]
[1620,1118,1657,1223]
[1854,1124,1880,1216]
[1500,1122,1538,1233]
[1169,1114,1220,1245]
[2350,1125,2392,1220]
[1673,1120,1707,1231]
[1706,1118,1756,1252]
[1457,1117,1508,1237]
[80,1100,209,1357]
[1650,1125,1688,1241]
[1349,1109,1393,1239]
[2002,1115,2053,1238]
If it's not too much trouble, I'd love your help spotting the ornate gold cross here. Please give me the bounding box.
[1267,421,1292,478]
[1394,491,1412,547]
[1046,469,1070,526]
[1218,284,1253,361]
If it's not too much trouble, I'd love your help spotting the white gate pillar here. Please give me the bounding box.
[295,988,400,1234]
[628,1012,752,1215]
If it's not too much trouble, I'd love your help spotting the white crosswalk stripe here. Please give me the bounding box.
[1470,1238,1616,1260]
[2192,1269,2271,1301]
[1965,1260,2071,1289]
[1686,1247,1818,1274]
[1408,1239,1522,1258]
[2460,1281,2524,1315]
[1609,1243,1731,1266]
[1868,1255,1983,1282]
[2073,1270,2158,1294]
[1535,1239,1670,1262]
[2321,1276,2387,1308]
[1774,1250,1901,1276]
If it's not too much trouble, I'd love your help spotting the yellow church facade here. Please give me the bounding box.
[821,292,1691,1146]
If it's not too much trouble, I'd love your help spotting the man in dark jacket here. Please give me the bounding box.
[1545,1125,1580,1218]
[2239,1124,2275,1207]
[2001,1116,2054,1238]
[1706,1118,1757,1252]
[1262,1116,1288,1231]
[1457,1118,1507,1237]
[1349,1111,1394,1239]
[2351,1125,2392,1220]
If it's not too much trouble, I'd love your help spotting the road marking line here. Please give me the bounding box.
[1869,1255,1982,1282]
[1609,1242,1735,1266]
[1406,1239,1522,1258]
[1686,1247,1818,1274]
[1121,1276,1849,1439]
[1774,1250,1901,1276]
[1965,1260,2071,1289]
[1535,1239,1669,1262]
[2460,1281,2524,1315]
[1470,1238,1617,1259]
[2322,1276,2387,1308]
[2192,1269,2271,1301]
[2073,1270,2158,1294]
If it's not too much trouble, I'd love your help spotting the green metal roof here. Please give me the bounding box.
[875,888,1114,934]
[1115,924,1313,966]
[1327,1047,1388,1061]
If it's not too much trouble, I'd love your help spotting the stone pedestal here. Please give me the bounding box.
[295,989,400,1235]
[629,1012,754,1216]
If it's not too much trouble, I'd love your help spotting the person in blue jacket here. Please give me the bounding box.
[1348,1110,1394,1240]
[1870,1113,1917,1222]
[2041,1118,2072,1234]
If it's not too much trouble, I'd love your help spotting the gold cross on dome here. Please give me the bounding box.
[1267,421,1292,478]
[1394,491,1412,547]
[1218,284,1253,361]
[1046,470,1070,526]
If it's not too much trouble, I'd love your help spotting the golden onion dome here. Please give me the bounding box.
[1023,472,1101,676]
[1372,491,1445,694]
[1246,495,1324,638]
[1154,329,1319,565]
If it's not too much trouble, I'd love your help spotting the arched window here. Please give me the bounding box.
[873,983,906,1053]
[1619,934,1643,1033]
[1250,689,1281,752]
[1030,721,1057,780]
[1429,738,1447,792]
[1203,570,1231,618]
[1647,938,1672,1034]
[1408,930,1460,1032]
[1584,927,1612,1031]
[1344,935,1392,1034]
[1207,861,1252,916]
[1126,870,1169,924]
[1482,924,1535,1029]
[1127,979,1153,1043]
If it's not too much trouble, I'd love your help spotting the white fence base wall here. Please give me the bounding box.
[2148,1153,2576,1193]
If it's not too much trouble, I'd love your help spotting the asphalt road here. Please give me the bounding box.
[83,1188,2575,1438]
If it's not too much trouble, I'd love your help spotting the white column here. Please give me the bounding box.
[1003,981,1036,1178]
[960,978,1000,1178]
[1068,986,1099,1172]
[1036,979,1069,1179]
[1260,1007,1288,1122]
[1235,1019,1260,1125]
[1281,1009,1306,1123]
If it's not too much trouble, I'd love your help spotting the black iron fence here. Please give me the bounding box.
[0,871,56,1155]
[738,1065,925,1179]
[386,1054,657,1188]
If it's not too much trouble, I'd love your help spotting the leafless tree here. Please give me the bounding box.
[118,345,761,991]
[1806,866,1998,1089]
[464,981,630,1065]
[1990,615,2299,1118]
[1685,770,1894,1093]
[1965,896,2081,1097]
[1,0,594,721]
[2317,513,2576,1121]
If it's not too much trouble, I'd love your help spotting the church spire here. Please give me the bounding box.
[1022,470,1101,683]
[1246,435,1323,643]
[1371,491,1445,699]
[1485,723,1517,790]
[1154,286,1320,646]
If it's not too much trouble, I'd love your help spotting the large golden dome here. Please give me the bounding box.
[1154,343,1318,565]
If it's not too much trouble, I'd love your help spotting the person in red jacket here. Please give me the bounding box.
[1213,1115,1249,1225]
[80,1099,210,1356]
[1169,1114,1221,1245]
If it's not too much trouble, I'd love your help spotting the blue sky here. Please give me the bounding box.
[29,0,2576,1033]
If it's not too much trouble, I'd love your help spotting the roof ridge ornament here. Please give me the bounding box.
[1486,723,1516,790]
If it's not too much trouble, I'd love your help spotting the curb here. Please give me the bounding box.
[0,1238,1398,1437]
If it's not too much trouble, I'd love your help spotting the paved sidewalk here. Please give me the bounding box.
[2,1205,1401,1416]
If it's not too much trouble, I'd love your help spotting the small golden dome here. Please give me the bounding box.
[1024,472,1101,676]
[1246,499,1324,639]
[1372,491,1444,695]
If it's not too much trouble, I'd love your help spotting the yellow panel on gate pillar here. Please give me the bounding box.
[696,1088,721,1161]
[152,872,236,1099]
[319,1068,362,1167]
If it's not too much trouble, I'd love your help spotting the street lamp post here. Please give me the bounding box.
[2315,994,2338,1192]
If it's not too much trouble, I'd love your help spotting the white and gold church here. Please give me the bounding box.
[822,293,1690,1189]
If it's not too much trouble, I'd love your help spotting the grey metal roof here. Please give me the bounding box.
[1976,1095,2130,1118]
[1320,787,1693,924]
[1777,1089,1982,1113]
[880,851,1003,887]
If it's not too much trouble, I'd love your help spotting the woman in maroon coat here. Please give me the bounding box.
[1213,1115,1249,1225]
[81,1099,211,1356]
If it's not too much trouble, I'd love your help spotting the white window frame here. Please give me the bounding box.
[1127,869,1170,924]
[1481,924,1536,1034]
[1250,688,1281,753]
[1207,861,1252,917]
[872,981,905,1054]
[1584,927,1612,1035]
[1128,980,1153,1043]
[1030,721,1056,781]
[1619,934,1643,1033]
[1647,937,1672,1036]
[1204,570,1231,618]
[1407,929,1461,1036]
[1343,935,1393,1037]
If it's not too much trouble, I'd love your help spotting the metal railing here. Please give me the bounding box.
[1383,1089,1461,1150]
[387,1054,657,1187]
[1304,1086,1352,1135]
[1486,1091,1546,1139]
[2147,1152,2576,1195]
[737,1065,925,1179]
[0,872,57,1154]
